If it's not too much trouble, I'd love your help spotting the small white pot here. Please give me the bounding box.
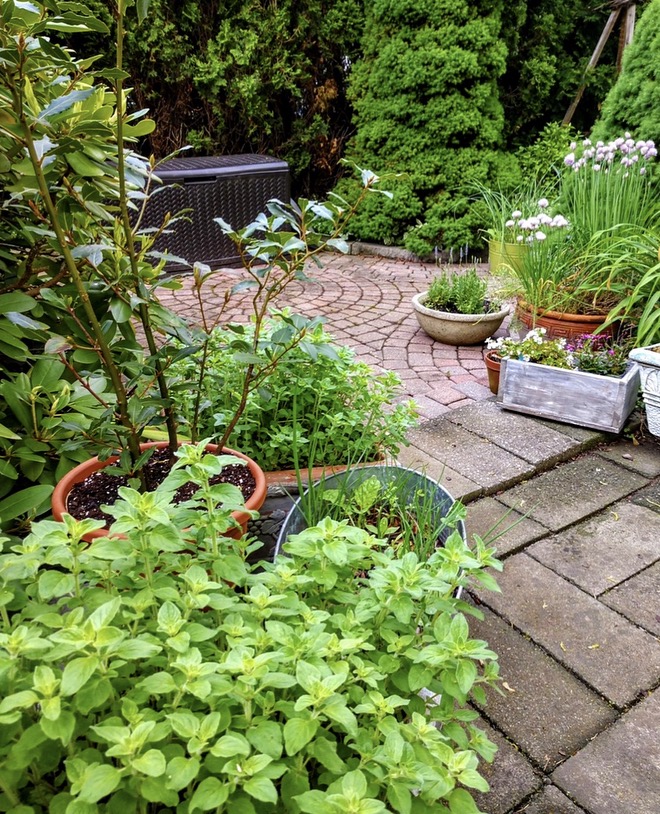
[628,345,660,437]
[412,292,509,345]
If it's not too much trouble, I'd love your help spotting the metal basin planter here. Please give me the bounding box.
[275,464,466,556]
[412,292,509,345]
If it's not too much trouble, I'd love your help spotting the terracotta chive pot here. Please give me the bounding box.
[515,300,613,341]
[412,292,509,345]
[484,350,501,396]
[51,441,267,542]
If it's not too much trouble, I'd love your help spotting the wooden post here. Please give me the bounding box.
[563,8,621,126]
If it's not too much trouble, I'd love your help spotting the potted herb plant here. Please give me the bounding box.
[0,456,503,813]
[469,181,553,275]
[489,329,640,432]
[412,268,509,345]
[276,464,467,558]
[168,315,418,475]
[510,136,657,337]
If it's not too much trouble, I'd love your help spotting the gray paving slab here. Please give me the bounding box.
[468,609,618,768]
[446,401,584,467]
[470,719,542,814]
[596,438,660,478]
[552,688,660,814]
[528,501,660,596]
[407,421,535,492]
[535,419,606,446]
[475,554,660,708]
[395,443,482,502]
[497,455,648,532]
[465,497,549,556]
[630,479,660,514]
[512,785,585,814]
[601,561,660,637]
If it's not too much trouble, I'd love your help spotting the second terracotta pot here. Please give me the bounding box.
[51,441,267,542]
[484,350,501,396]
[516,300,613,341]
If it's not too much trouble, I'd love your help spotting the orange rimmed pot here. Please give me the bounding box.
[515,300,614,341]
[51,441,267,542]
[484,350,501,396]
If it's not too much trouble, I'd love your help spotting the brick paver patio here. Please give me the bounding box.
[159,251,503,419]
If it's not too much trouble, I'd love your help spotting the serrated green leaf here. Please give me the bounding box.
[78,764,121,803]
[244,776,277,804]
[40,710,75,744]
[284,717,319,756]
[165,756,200,791]
[210,732,251,758]
[131,749,166,777]
[139,672,177,695]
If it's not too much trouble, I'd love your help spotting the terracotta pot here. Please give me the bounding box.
[488,240,528,275]
[51,441,267,542]
[412,292,509,345]
[484,350,501,396]
[515,300,613,341]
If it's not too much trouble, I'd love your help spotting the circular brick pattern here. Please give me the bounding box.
[159,252,510,419]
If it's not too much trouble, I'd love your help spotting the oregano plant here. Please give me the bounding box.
[0,446,502,813]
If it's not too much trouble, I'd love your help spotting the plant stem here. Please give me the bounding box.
[113,7,179,456]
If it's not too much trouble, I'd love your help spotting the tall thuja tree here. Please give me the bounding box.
[593,0,660,144]
[340,0,515,254]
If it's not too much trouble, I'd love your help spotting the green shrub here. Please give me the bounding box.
[0,442,502,813]
[169,315,418,471]
[338,0,511,254]
[499,1,620,146]
[593,0,660,145]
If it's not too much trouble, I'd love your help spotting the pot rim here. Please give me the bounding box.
[51,441,267,540]
[517,299,609,322]
[412,292,510,323]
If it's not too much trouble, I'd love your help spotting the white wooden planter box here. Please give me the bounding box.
[496,359,640,433]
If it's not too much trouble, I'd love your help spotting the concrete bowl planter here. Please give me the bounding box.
[412,292,509,345]
[628,344,660,437]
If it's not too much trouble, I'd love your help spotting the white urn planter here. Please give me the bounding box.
[412,293,509,345]
[628,345,660,437]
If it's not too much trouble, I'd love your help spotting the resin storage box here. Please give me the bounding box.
[142,154,290,272]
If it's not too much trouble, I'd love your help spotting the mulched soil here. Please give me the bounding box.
[66,447,256,526]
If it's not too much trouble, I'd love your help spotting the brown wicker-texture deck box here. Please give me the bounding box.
[143,154,290,272]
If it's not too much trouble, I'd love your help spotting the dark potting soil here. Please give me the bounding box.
[66,447,256,526]
[428,299,498,316]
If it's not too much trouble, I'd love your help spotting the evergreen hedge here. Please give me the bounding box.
[338,0,517,256]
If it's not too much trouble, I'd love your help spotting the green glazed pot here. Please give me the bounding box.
[488,239,528,275]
